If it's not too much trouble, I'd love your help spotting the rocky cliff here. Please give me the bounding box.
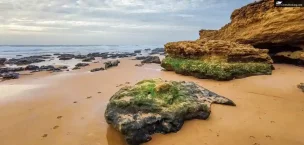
[199,0,304,53]
[162,39,273,81]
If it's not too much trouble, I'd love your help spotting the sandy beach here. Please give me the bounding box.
[0,57,303,145]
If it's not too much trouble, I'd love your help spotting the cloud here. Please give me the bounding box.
[0,0,254,45]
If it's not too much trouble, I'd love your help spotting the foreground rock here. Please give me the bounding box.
[58,54,74,60]
[141,56,161,64]
[272,51,304,66]
[105,79,235,145]
[25,65,40,71]
[298,83,304,92]
[104,60,120,69]
[0,58,6,65]
[162,39,273,81]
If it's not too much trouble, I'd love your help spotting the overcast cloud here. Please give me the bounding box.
[0,0,253,45]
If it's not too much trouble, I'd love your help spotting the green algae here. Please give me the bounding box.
[161,56,272,81]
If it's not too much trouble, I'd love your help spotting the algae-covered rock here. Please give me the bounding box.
[162,39,273,80]
[272,51,304,66]
[298,83,304,92]
[105,79,235,145]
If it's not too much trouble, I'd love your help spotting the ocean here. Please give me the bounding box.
[0,45,163,58]
[0,45,163,68]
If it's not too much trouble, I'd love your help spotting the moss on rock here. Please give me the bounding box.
[161,56,272,81]
[105,79,235,145]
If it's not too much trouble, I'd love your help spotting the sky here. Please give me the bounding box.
[0,0,254,45]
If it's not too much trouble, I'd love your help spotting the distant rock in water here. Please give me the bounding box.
[150,48,165,55]
[25,65,40,71]
[6,56,47,65]
[74,55,87,59]
[0,58,6,65]
[58,54,74,60]
[134,50,141,53]
[104,60,120,69]
[105,78,235,145]
[1,72,19,79]
[75,63,89,67]
[298,83,304,92]
[82,57,95,62]
[57,66,68,69]
[162,39,273,81]
[141,56,161,64]
[90,67,105,72]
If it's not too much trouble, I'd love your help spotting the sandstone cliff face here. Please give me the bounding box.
[199,0,304,51]
[162,39,273,81]
[165,39,273,64]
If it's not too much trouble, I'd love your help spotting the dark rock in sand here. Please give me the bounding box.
[134,56,148,60]
[57,66,68,69]
[1,72,19,79]
[54,53,61,56]
[141,56,161,64]
[0,58,7,65]
[135,64,144,67]
[90,67,105,72]
[25,65,40,71]
[145,48,151,51]
[75,63,89,67]
[298,83,304,92]
[104,60,120,69]
[40,65,56,71]
[82,57,95,62]
[72,67,81,70]
[105,79,235,145]
[0,67,24,73]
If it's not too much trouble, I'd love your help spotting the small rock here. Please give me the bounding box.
[297,83,304,92]
[1,72,19,79]
[90,67,105,72]
[141,56,161,64]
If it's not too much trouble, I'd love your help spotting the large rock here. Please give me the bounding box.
[105,79,235,145]
[104,60,120,69]
[75,63,89,67]
[199,0,304,52]
[0,58,6,65]
[162,39,273,81]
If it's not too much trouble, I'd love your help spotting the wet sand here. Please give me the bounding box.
[0,58,303,145]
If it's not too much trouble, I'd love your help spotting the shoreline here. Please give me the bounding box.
[0,57,303,145]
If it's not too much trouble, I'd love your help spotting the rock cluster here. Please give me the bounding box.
[5,55,49,65]
[162,39,273,80]
[105,79,235,145]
